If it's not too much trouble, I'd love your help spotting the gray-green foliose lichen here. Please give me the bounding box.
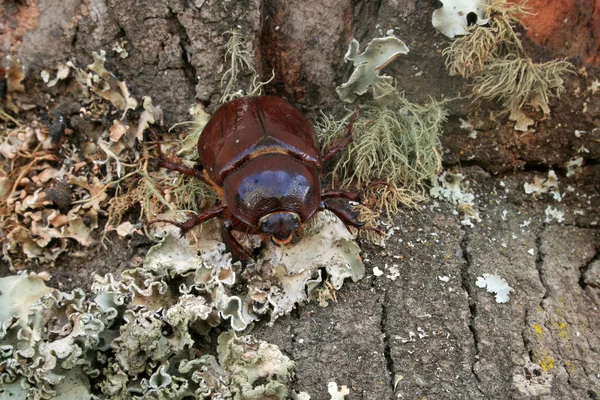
[0,272,302,399]
[336,36,409,103]
[0,210,360,398]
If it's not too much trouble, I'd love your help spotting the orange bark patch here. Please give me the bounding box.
[0,0,40,57]
[509,0,600,66]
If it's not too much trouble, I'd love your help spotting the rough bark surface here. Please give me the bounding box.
[2,0,600,398]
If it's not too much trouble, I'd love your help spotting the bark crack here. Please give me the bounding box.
[518,225,550,368]
[379,293,396,397]
[167,8,198,88]
[521,308,535,363]
[459,227,486,396]
[535,225,550,305]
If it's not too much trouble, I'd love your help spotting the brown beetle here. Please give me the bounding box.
[157,96,365,261]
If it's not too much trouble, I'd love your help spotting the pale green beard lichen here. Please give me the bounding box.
[443,0,527,78]
[472,56,573,120]
[440,1,574,130]
[170,174,216,213]
[329,95,444,189]
[220,30,254,103]
[166,107,217,214]
[324,36,447,237]
[220,30,274,103]
[317,87,446,217]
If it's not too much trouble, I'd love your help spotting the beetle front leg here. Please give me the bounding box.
[321,199,384,236]
[153,140,210,184]
[221,223,254,263]
[158,159,210,184]
[322,188,362,202]
[320,199,365,228]
[322,181,388,202]
[151,205,225,236]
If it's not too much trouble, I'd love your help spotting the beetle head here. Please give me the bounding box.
[223,154,321,243]
[259,211,301,246]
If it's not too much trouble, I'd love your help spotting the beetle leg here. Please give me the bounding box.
[221,223,254,263]
[158,158,210,183]
[152,138,210,183]
[322,188,363,202]
[320,199,365,228]
[321,107,359,162]
[321,199,384,236]
[322,181,389,202]
[150,205,225,236]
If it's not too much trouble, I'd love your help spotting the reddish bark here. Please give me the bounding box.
[512,0,600,65]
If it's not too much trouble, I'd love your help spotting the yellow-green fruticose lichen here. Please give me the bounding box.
[440,0,574,131]
[317,88,446,216]
[442,0,528,77]
[219,29,274,104]
[322,36,448,243]
[472,56,573,122]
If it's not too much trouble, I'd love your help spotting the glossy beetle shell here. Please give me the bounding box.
[198,96,322,186]
[157,95,364,261]
[198,96,323,229]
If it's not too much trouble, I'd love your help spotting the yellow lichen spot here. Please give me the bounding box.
[552,321,569,340]
[564,361,575,373]
[557,323,569,340]
[559,297,566,305]
[532,323,543,337]
[538,356,555,372]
